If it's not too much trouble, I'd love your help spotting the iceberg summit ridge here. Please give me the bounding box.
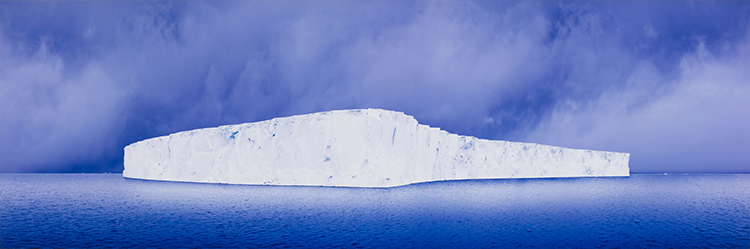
[124,109,630,187]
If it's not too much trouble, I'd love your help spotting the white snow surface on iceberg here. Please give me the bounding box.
[124,109,629,187]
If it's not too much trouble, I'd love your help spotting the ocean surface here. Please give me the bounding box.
[1,173,748,248]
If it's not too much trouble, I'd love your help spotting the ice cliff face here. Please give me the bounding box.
[124,109,629,187]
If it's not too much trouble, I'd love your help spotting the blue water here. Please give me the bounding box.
[1,174,748,248]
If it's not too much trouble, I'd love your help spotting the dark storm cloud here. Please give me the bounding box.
[0,1,748,173]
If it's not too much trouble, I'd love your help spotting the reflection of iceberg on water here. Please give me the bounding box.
[124,109,629,187]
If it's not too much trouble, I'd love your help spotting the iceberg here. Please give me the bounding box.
[123,109,629,187]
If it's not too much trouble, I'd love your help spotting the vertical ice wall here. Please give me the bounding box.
[124,109,629,187]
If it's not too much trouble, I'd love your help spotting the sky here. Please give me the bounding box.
[0,1,748,173]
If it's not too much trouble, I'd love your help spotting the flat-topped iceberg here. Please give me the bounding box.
[124,109,629,187]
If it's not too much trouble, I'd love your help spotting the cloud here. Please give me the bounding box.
[0,43,127,172]
[0,1,748,172]
[524,40,750,172]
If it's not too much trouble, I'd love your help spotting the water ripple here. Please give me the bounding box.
[0,173,748,248]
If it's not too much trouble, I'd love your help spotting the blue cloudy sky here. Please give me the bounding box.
[0,1,748,173]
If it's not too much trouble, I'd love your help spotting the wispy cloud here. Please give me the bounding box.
[0,1,747,172]
[525,41,750,172]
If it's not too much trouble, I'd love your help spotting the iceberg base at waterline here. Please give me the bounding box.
[123,109,629,187]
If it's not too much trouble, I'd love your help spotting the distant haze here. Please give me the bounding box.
[1,1,748,173]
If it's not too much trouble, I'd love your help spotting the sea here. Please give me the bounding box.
[1,173,748,248]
